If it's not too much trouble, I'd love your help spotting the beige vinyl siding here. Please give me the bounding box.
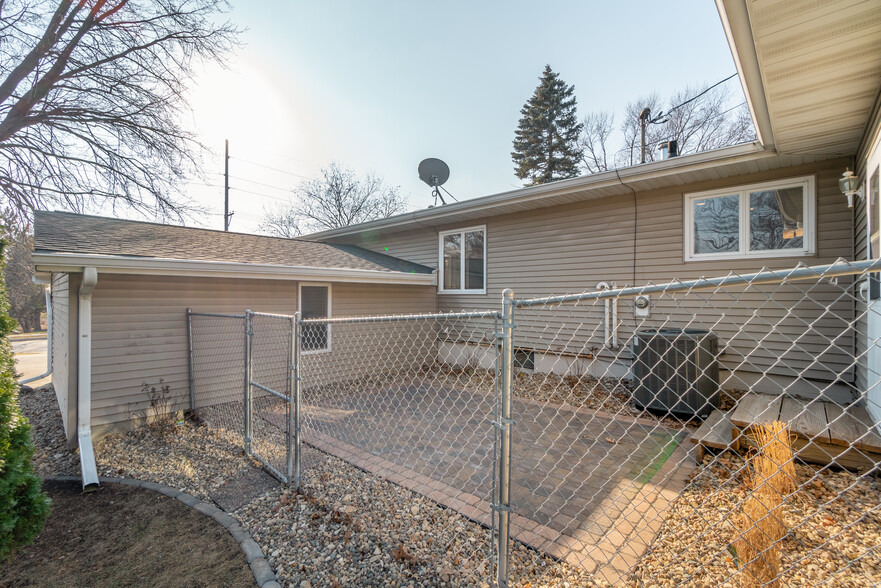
[359,227,439,268]
[327,159,856,390]
[299,281,440,388]
[50,273,73,439]
[89,274,435,436]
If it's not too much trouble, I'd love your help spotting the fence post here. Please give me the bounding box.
[292,311,302,490]
[186,308,195,412]
[244,310,252,456]
[495,289,515,587]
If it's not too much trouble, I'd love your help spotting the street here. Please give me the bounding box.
[12,336,51,387]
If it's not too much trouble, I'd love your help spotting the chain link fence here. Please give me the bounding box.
[298,310,504,584]
[187,259,881,587]
[188,311,246,450]
[509,258,881,586]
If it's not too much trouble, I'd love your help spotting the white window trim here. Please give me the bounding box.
[438,225,487,294]
[684,175,816,262]
[298,282,332,354]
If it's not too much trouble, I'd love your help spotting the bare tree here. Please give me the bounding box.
[579,81,755,173]
[260,206,301,239]
[2,227,43,332]
[0,0,239,224]
[579,110,615,174]
[261,162,408,236]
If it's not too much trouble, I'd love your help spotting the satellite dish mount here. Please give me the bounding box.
[418,158,451,207]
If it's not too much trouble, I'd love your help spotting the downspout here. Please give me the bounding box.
[19,279,52,385]
[77,267,100,491]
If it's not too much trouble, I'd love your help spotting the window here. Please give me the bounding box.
[685,176,815,261]
[439,226,485,293]
[300,284,330,352]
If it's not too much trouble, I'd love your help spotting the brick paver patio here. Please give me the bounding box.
[265,377,694,583]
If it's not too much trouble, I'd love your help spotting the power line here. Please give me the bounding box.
[229,156,311,180]
[227,185,293,202]
[718,101,747,117]
[651,72,739,123]
[209,172,294,193]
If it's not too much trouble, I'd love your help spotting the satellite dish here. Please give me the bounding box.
[418,158,450,206]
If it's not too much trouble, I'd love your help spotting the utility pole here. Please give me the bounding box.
[224,139,230,231]
[639,108,651,164]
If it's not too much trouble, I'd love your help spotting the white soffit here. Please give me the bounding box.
[747,0,881,156]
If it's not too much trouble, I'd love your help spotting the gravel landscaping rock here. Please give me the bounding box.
[20,381,880,587]
[627,452,881,587]
[19,384,80,477]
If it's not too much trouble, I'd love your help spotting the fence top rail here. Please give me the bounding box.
[301,309,501,325]
[513,257,881,309]
[247,310,296,320]
[188,311,246,319]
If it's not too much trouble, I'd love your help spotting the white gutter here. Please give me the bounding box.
[77,267,99,492]
[31,253,437,286]
[715,0,775,150]
[18,278,52,385]
[307,142,769,239]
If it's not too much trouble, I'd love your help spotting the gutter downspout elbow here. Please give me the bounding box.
[77,267,99,491]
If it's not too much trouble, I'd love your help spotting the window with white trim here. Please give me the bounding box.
[300,284,331,352]
[439,226,485,293]
[685,176,815,261]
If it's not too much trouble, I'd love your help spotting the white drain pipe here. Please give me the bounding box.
[77,267,100,491]
[19,279,52,385]
[596,282,619,350]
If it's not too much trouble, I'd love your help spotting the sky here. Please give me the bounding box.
[178,0,743,234]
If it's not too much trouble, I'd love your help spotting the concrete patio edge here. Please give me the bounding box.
[42,475,280,588]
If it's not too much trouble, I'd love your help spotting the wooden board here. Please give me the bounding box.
[690,410,738,451]
[790,437,881,472]
[779,396,831,444]
[730,393,783,429]
[824,403,881,453]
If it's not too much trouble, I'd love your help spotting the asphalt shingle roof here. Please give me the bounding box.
[33,211,434,275]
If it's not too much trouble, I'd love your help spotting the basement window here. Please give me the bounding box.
[685,176,815,261]
[439,226,486,294]
[514,349,535,372]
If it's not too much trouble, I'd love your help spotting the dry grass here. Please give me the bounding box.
[736,420,796,587]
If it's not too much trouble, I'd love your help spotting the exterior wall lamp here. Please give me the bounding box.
[840,169,863,208]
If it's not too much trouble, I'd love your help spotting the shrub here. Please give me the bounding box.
[0,238,50,561]
[735,420,796,587]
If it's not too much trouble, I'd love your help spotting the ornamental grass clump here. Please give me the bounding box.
[736,420,796,587]
[0,238,50,561]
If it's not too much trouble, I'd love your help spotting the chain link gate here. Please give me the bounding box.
[246,310,296,484]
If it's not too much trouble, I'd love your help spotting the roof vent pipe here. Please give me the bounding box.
[77,267,100,492]
[658,140,679,159]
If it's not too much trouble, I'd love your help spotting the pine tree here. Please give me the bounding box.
[512,65,584,185]
[0,238,50,561]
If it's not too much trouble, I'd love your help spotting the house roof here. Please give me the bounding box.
[717,0,881,157]
[32,211,435,284]
[305,143,840,239]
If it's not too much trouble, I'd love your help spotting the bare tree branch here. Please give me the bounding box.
[0,0,240,226]
[579,82,756,173]
[261,162,408,237]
